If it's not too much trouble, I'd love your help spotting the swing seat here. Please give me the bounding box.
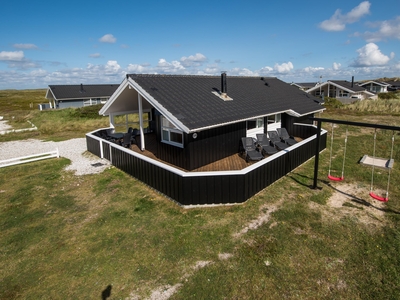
[328,175,344,181]
[369,191,388,202]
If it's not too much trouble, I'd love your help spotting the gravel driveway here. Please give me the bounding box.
[0,137,110,175]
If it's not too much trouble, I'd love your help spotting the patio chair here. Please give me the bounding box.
[122,132,133,148]
[277,128,297,146]
[256,134,278,155]
[241,137,264,162]
[267,131,289,150]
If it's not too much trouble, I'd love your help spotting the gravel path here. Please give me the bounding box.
[0,137,111,175]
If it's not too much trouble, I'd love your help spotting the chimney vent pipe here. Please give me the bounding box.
[221,72,227,95]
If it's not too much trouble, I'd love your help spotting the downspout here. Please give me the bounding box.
[138,94,145,151]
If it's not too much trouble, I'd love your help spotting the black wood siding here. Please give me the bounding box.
[155,120,246,171]
[86,127,327,206]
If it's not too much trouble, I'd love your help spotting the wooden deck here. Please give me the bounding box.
[127,133,286,172]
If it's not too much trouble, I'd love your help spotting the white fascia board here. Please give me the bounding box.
[306,82,325,93]
[360,81,390,87]
[127,77,190,133]
[99,79,128,115]
[189,109,324,133]
[285,109,327,118]
[189,110,286,133]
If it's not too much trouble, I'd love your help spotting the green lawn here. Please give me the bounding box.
[1,90,400,299]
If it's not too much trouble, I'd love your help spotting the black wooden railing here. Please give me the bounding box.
[86,125,327,206]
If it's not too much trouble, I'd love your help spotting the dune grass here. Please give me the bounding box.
[1,90,400,299]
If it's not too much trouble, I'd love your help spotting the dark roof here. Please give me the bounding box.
[385,80,400,87]
[328,80,367,92]
[48,84,119,100]
[128,74,324,131]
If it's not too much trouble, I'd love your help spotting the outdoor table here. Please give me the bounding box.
[109,133,124,139]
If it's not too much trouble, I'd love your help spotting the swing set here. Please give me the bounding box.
[327,123,348,181]
[311,117,399,202]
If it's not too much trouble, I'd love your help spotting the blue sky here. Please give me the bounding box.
[0,0,399,89]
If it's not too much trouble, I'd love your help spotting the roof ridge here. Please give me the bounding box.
[128,74,277,79]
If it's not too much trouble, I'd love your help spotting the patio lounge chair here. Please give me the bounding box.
[267,131,289,150]
[277,128,297,146]
[256,134,278,155]
[241,137,264,162]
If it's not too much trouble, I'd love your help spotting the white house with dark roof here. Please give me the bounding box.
[306,78,375,103]
[45,84,119,109]
[358,81,390,94]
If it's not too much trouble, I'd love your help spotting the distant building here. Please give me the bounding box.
[306,77,374,103]
[358,81,390,94]
[385,80,400,91]
[45,84,119,109]
[290,82,319,91]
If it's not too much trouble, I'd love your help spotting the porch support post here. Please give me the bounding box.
[328,83,330,97]
[138,94,145,151]
[312,120,322,189]
[109,114,115,128]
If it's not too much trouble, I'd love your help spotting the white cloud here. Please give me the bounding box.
[351,43,391,67]
[319,1,371,31]
[13,43,38,50]
[259,66,273,75]
[89,53,101,58]
[127,63,147,73]
[304,66,324,72]
[361,16,400,42]
[333,62,341,70]
[273,61,294,73]
[180,53,207,67]
[229,68,257,76]
[104,60,121,74]
[157,58,185,73]
[0,51,24,61]
[99,34,117,43]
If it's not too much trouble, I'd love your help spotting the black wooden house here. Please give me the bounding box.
[87,73,327,206]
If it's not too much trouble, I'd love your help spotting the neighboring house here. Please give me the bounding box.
[45,84,119,109]
[290,82,319,91]
[385,80,400,91]
[306,78,375,103]
[87,73,327,206]
[358,81,390,94]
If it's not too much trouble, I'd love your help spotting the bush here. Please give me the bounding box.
[323,97,344,108]
[378,92,399,100]
[69,104,104,119]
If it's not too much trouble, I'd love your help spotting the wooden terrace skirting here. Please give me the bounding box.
[86,125,327,206]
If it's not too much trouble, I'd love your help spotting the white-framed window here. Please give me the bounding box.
[247,118,264,138]
[267,114,281,124]
[338,90,350,97]
[161,116,183,148]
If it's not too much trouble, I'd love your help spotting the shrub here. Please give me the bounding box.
[69,104,104,119]
[378,91,399,100]
[323,97,344,108]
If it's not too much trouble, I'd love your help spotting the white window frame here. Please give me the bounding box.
[161,116,184,148]
[266,114,281,131]
[246,117,264,138]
